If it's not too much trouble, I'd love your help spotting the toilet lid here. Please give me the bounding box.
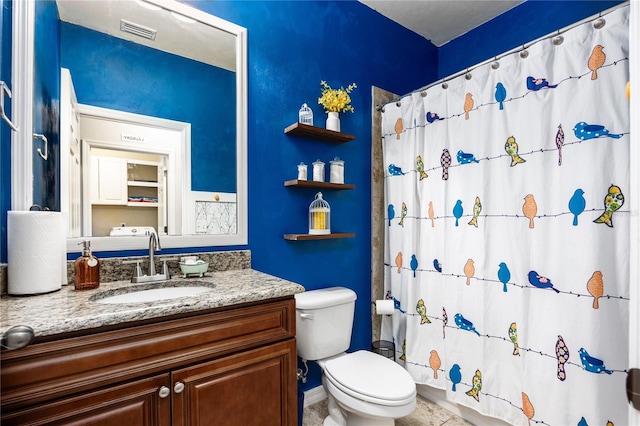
[323,351,415,404]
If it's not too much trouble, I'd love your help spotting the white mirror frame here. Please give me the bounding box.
[11,0,248,252]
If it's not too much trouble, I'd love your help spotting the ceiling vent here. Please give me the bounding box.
[120,19,157,40]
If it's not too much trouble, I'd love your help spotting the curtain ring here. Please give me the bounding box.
[593,18,605,29]
[420,90,427,97]
[441,81,448,89]
[396,101,401,107]
[465,71,472,80]
[520,48,529,59]
[552,35,564,45]
[491,61,500,70]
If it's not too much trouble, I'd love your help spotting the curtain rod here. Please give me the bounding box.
[377,1,629,112]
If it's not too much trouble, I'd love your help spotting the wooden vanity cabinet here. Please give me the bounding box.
[1,298,297,426]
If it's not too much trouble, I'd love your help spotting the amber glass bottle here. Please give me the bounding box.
[74,241,100,290]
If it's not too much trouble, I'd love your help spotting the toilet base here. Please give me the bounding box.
[323,392,346,426]
[322,386,399,426]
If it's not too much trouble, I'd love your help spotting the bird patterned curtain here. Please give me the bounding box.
[381,5,630,425]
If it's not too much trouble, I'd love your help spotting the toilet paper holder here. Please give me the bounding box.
[373,299,395,315]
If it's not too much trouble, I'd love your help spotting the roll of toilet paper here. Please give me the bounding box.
[375,299,395,315]
[8,211,65,295]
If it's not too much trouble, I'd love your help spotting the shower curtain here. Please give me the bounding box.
[381,5,630,425]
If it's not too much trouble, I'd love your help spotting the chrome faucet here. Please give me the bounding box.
[147,229,161,276]
[130,229,171,283]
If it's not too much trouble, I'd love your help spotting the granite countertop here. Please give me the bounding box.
[0,269,305,338]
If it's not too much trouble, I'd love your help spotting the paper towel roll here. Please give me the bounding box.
[375,299,395,315]
[8,211,65,295]
[61,211,69,285]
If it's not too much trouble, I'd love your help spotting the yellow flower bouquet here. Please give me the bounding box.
[318,80,357,113]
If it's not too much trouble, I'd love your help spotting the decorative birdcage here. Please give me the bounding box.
[308,192,331,235]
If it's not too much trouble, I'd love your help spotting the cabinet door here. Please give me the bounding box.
[172,339,297,426]
[1,374,171,426]
[92,156,127,205]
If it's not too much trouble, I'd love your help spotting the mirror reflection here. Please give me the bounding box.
[49,0,247,251]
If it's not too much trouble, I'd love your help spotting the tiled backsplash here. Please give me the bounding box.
[1,250,250,295]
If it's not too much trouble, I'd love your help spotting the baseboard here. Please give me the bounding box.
[303,385,327,407]
[416,384,510,426]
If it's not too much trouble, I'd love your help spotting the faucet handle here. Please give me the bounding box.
[123,260,143,277]
[162,260,171,279]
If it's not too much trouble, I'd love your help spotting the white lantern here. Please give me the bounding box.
[308,192,331,235]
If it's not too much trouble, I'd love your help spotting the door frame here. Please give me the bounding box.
[10,0,34,211]
[70,105,189,251]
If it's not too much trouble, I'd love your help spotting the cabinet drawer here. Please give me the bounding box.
[1,298,295,412]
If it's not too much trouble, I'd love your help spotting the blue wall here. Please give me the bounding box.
[32,0,60,211]
[60,23,236,194]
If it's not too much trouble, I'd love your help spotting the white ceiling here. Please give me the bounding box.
[55,0,237,71]
[358,0,525,46]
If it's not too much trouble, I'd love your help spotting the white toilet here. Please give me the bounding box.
[295,287,416,426]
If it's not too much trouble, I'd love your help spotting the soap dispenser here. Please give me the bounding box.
[75,241,100,290]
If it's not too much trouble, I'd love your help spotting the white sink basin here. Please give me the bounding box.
[91,281,215,304]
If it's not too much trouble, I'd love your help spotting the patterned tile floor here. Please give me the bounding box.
[302,394,474,426]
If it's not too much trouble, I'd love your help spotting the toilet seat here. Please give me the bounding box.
[323,350,416,407]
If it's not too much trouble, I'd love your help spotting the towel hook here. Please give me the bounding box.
[0,81,19,131]
[33,133,48,160]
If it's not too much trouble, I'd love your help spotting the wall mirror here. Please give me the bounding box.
[12,0,247,252]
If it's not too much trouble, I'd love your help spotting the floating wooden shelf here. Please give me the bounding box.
[283,232,355,241]
[284,180,355,190]
[284,122,355,143]
[284,122,355,242]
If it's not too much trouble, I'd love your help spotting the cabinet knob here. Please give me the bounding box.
[174,382,185,394]
[158,386,171,398]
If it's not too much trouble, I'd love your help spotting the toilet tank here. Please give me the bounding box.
[295,287,357,361]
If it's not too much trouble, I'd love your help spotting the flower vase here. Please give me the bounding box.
[326,112,340,132]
